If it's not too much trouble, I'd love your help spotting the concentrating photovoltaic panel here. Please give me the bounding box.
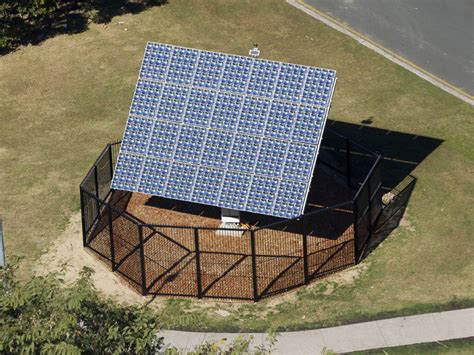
[111,42,337,219]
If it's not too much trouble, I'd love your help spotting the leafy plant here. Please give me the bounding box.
[0,258,162,353]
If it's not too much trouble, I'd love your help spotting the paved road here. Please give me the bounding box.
[303,0,474,96]
[158,308,474,354]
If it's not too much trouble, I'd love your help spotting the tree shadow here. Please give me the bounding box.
[1,0,167,55]
[90,0,167,24]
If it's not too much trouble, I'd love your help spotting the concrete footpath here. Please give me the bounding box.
[158,308,474,354]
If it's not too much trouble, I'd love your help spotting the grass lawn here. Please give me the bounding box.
[0,0,473,331]
[351,337,474,355]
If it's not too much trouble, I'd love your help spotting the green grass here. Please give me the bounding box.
[0,0,473,331]
[351,337,474,355]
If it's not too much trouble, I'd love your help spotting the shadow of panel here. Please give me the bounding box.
[145,196,221,220]
[326,120,443,191]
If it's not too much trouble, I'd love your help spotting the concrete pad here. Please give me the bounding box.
[377,313,440,347]
[322,321,387,352]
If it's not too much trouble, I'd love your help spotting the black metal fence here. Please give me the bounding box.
[80,130,383,301]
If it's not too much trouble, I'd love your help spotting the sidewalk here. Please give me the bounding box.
[158,308,474,354]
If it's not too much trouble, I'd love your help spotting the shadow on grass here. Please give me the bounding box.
[326,120,443,192]
[364,174,417,260]
[1,0,167,55]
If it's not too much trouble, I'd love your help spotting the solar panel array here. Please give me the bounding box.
[111,42,336,218]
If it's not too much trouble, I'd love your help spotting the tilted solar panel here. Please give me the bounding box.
[111,42,337,219]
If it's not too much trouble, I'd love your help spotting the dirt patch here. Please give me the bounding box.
[326,262,368,286]
[36,212,148,305]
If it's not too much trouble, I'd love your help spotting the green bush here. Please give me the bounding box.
[0,259,162,353]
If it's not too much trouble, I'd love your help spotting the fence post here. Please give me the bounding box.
[194,228,203,299]
[250,230,259,301]
[346,138,352,188]
[352,200,361,262]
[138,224,147,295]
[107,205,116,271]
[302,227,309,285]
[80,188,87,247]
[108,144,114,181]
[93,165,100,213]
[367,169,373,236]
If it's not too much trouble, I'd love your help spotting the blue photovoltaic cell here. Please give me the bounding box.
[274,64,307,101]
[164,162,197,200]
[201,130,233,168]
[174,126,206,164]
[247,176,279,214]
[148,121,179,159]
[112,154,145,190]
[228,135,261,173]
[255,139,288,178]
[194,52,226,89]
[210,93,242,130]
[130,80,162,118]
[247,60,280,97]
[283,143,317,180]
[184,88,217,126]
[265,102,298,140]
[219,172,252,210]
[156,84,189,122]
[292,106,326,144]
[220,56,253,94]
[111,42,337,219]
[193,167,225,205]
[238,97,270,134]
[138,158,171,195]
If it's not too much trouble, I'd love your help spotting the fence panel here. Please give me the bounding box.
[379,175,416,225]
[353,156,383,260]
[96,146,113,200]
[197,228,253,300]
[81,169,97,196]
[254,219,305,299]
[85,197,111,262]
[144,226,197,297]
[108,212,143,292]
[306,203,355,279]
[369,160,383,224]
[81,188,99,238]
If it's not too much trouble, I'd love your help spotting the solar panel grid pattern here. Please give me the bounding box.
[112,42,337,218]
